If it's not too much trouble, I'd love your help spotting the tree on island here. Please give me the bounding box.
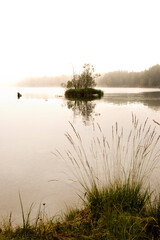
[66,64,100,89]
[64,64,103,99]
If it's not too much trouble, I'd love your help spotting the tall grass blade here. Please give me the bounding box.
[34,204,41,229]
[19,192,25,230]
[19,192,34,231]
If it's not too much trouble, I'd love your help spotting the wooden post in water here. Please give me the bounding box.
[17,92,22,99]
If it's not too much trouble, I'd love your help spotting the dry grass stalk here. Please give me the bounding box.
[55,115,160,196]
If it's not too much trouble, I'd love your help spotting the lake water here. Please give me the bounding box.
[1,86,160,225]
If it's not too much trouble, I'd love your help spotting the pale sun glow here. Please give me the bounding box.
[0,0,160,85]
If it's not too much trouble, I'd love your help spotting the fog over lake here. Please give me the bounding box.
[1,87,160,224]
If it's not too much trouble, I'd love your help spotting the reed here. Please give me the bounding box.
[56,115,160,195]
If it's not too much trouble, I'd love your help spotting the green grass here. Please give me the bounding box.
[65,88,104,100]
[1,115,160,239]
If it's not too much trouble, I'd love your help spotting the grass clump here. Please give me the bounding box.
[1,115,160,239]
[65,88,104,100]
[54,115,160,239]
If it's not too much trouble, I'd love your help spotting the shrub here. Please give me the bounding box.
[65,88,104,100]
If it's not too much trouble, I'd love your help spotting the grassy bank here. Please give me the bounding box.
[65,88,104,100]
[1,189,160,239]
[1,116,160,239]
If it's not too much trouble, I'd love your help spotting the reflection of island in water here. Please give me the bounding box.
[103,91,160,111]
[67,100,96,125]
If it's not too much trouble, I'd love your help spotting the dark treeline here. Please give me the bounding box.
[97,64,160,87]
[15,64,160,88]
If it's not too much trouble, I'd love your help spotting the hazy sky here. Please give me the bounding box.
[0,0,160,85]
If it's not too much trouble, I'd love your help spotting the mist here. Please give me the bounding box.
[15,75,71,87]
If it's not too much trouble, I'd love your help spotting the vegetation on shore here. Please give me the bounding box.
[14,63,160,89]
[98,64,160,88]
[1,116,160,239]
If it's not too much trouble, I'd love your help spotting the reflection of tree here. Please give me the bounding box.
[67,100,96,125]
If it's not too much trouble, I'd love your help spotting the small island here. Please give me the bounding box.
[65,88,103,100]
[64,64,104,100]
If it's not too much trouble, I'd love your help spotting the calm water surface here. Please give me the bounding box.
[1,87,160,224]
